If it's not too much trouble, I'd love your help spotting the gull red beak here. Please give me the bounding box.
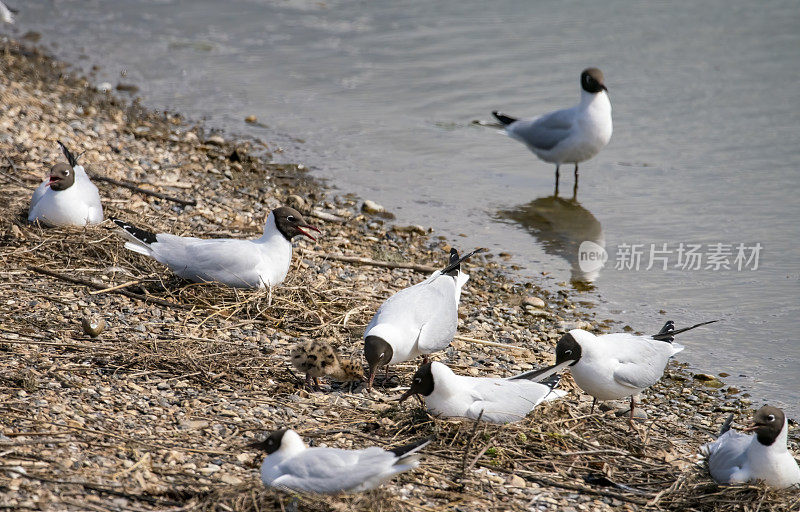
[297,224,321,242]
[743,423,760,433]
[398,388,414,403]
[47,176,60,186]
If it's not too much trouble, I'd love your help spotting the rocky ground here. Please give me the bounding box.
[0,39,797,512]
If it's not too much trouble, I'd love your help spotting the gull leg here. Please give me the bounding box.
[591,397,597,414]
[573,163,579,200]
[384,364,390,386]
[629,395,636,428]
[305,374,312,390]
[314,377,321,391]
[422,354,429,364]
[554,165,560,196]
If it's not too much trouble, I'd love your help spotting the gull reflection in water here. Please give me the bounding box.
[499,195,605,286]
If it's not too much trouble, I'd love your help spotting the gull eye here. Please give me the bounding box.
[65,169,70,176]
[767,414,775,422]
[414,377,421,383]
[565,350,572,355]
[287,215,296,222]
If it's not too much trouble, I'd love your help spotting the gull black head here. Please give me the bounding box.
[364,335,393,388]
[399,362,434,402]
[580,68,607,94]
[249,429,289,455]
[272,206,321,242]
[48,162,75,191]
[746,405,786,446]
[555,332,582,366]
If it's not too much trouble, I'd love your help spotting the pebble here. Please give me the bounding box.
[523,296,545,308]
[244,115,258,124]
[361,200,385,214]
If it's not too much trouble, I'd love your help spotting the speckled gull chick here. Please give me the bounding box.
[400,361,567,424]
[113,206,319,288]
[250,429,431,493]
[363,247,485,388]
[702,405,800,488]
[28,141,104,227]
[493,68,612,195]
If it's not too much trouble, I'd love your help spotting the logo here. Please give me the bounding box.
[578,241,607,274]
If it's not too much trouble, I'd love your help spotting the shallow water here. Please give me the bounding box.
[12,0,800,416]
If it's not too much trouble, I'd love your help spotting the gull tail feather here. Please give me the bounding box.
[718,413,734,437]
[539,373,567,402]
[492,111,517,126]
[439,247,486,276]
[651,319,718,342]
[112,217,157,256]
[389,436,433,465]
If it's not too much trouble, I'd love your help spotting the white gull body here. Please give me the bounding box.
[568,329,682,401]
[702,415,800,488]
[28,165,103,226]
[364,268,468,364]
[412,362,566,424]
[503,84,612,168]
[117,211,293,288]
[259,430,421,493]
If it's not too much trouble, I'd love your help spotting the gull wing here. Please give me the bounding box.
[272,447,399,493]
[506,108,574,152]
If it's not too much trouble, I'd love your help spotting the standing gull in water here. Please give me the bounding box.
[363,248,484,388]
[493,68,612,196]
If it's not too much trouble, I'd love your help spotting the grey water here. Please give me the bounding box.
[11,0,800,416]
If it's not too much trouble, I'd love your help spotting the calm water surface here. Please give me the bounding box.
[12,0,800,415]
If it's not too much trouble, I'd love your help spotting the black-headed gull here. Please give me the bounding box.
[28,141,104,227]
[113,206,319,289]
[363,248,484,388]
[516,320,717,421]
[250,429,431,493]
[399,361,566,424]
[492,68,612,196]
[702,406,800,488]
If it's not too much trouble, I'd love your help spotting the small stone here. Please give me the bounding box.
[244,115,258,124]
[81,316,105,337]
[219,474,243,485]
[206,134,225,146]
[361,200,385,214]
[522,296,545,309]
[286,195,307,211]
[199,464,220,475]
[693,373,717,381]
[508,474,526,487]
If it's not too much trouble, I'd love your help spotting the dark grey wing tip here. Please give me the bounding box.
[718,414,734,437]
[444,248,460,276]
[652,319,718,342]
[388,436,434,457]
[113,218,158,245]
[439,247,487,276]
[57,140,80,168]
[539,372,562,390]
[492,111,517,126]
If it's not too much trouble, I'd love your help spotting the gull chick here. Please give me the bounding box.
[517,320,717,421]
[399,361,566,424]
[113,206,319,288]
[702,406,800,488]
[290,339,364,390]
[363,247,484,388]
[250,429,431,493]
[28,141,104,227]
[493,68,612,196]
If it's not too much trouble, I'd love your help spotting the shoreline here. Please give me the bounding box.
[0,38,797,512]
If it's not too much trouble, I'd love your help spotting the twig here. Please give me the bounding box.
[88,278,144,295]
[26,265,188,310]
[92,175,196,206]
[459,410,484,485]
[1,155,26,186]
[302,250,436,274]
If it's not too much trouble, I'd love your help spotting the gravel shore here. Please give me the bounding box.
[1,39,797,512]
